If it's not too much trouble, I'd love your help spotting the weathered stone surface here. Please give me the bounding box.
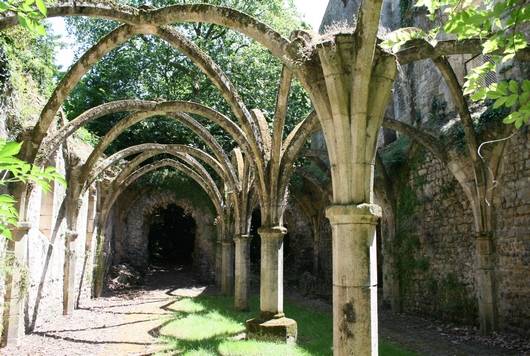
[245,316,297,344]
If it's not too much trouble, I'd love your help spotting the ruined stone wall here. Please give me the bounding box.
[0,143,98,332]
[307,0,530,334]
[112,188,217,282]
[494,129,530,334]
[388,128,530,333]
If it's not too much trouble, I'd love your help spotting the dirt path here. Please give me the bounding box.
[1,267,206,356]
[2,269,527,356]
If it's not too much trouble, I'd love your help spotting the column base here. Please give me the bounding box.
[245,314,297,343]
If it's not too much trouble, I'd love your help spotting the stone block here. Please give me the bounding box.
[245,316,297,344]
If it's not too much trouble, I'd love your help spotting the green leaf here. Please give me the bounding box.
[0,142,22,158]
[35,0,46,16]
[522,80,530,92]
[505,94,518,107]
[493,96,507,109]
[509,80,519,94]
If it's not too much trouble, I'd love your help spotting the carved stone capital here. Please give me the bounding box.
[11,222,31,242]
[325,203,382,225]
[258,226,287,239]
[233,234,251,243]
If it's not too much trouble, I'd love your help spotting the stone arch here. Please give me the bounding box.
[106,158,224,224]
[0,4,293,63]
[30,24,264,171]
[78,108,241,192]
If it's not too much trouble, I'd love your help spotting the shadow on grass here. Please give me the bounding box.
[153,293,416,356]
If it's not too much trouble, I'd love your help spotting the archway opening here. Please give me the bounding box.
[147,204,196,267]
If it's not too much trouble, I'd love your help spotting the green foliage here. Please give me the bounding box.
[63,0,312,155]
[0,140,65,238]
[75,126,100,146]
[382,0,530,129]
[1,19,59,128]
[379,136,411,171]
[0,0,48,35]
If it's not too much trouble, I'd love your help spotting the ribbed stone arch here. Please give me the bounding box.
[79,112,233,193]
[88,144,226,195]
[99,149,231,229]
[20,22,271,225]
[28,24,264,172]
[0,4,293,63]
[117,158,223,219]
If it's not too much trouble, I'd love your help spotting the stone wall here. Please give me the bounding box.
[379,128,530,333]
[112,188,217,282]
[494,128,530,334]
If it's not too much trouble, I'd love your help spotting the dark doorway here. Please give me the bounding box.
[147,204,196,267]
[249,209,261,273]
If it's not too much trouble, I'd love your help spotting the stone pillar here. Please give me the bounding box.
[234,234,250,310]
[326,204,381,356]
[476,232,496,334]
[63,230,78,315]
[246,226,297,343]
[221,240,234,295]
[215,240,222,289]
[1,222,31,347]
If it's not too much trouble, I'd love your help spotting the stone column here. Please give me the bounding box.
[476,232,496,333]
[326,204,381,356]
[63,230,78,315]
[246,226,297,343]
[221,240,234,295]
[234,234,250,310]
[215,240,222,289]
[1,222,31,347]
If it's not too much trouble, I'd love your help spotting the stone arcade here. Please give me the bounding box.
[0,1,529,355]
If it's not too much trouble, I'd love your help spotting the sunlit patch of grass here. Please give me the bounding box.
[167,298,206,313]
[160,311,244,340]
[156,294,416,356]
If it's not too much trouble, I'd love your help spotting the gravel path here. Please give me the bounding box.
[2,268,527,356]
[1,267,206,356]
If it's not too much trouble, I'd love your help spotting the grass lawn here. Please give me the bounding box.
[156,294,415,356]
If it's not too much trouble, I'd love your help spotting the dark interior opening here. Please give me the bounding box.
[249,208,261,273]
[147,204,196,267]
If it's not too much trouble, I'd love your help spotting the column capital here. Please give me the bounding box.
[234,234,251,242]
[258,226,287,239]
[65,230,79,241]
[11,222,31,241]
[326,204,381,225]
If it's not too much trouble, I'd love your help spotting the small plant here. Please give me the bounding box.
[0,140,65,238]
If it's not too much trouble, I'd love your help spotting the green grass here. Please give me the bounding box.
[156,294,416,356]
